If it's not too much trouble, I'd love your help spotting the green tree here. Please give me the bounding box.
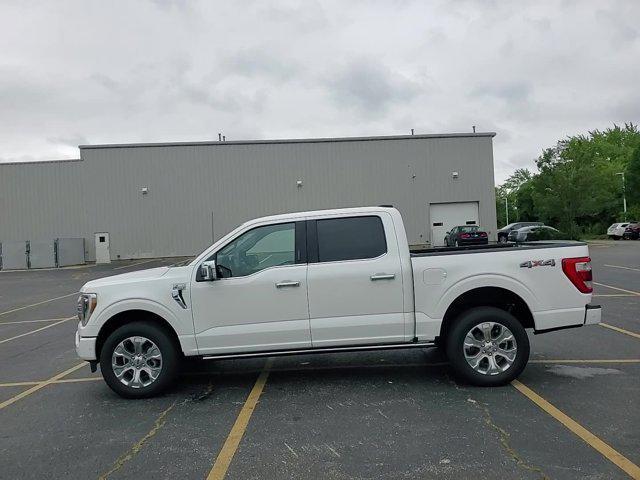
[496,123,640,237]
[627,146,640,212]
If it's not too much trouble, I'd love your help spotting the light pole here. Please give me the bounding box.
[505,196,509,225]
[616,172,627,221]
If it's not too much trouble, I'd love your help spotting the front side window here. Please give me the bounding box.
[316,216,387,262]
[216,222,295,278]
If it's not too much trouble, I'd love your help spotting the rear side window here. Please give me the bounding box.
[316,216,387,262]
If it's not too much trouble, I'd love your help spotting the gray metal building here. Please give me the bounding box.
[0,132,497,261]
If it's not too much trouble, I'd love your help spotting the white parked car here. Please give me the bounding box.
[76,206,601,398]
[607,223,630,240]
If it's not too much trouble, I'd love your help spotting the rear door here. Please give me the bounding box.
[307,213,406,347]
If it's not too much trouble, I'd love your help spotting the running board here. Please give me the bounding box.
[201,341,436,361]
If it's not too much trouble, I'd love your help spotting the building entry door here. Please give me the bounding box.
[95,232,111,263]
[429,202,479,246]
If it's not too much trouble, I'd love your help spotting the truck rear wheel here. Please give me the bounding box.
[99,321,179,398]
[445,307,529,386]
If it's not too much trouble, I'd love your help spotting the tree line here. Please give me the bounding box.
[495,123,640,238]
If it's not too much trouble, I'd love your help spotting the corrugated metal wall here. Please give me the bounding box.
[0,134,497,260]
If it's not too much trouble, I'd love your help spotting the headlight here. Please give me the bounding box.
[77,293,98,326]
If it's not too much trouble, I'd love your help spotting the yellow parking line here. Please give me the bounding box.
[0,362,86,410]
[0,292,78,316]
[0,317,71,326]
[54,377,102,384]
[0,316,75,345]
[605,264,640,273]
[593,282,640,296]
[207,358,273,480]
[512,380,640,479]
[112,259,159,270]
[0,380,41,387]
[600,323,640,340]
[0,376,101,388]
[529,359,640,364]
[593,294,635,297]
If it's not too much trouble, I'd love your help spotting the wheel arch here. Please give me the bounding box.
[438,286,534,344]
[95,309,182,360]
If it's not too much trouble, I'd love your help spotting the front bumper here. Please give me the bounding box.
[75,324,97,360]
[584,304,601,325]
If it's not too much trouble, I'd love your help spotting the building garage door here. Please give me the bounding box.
[430,202,479,246]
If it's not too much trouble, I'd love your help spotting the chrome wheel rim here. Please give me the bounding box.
[112,336,163,388]
[463,322,517,375]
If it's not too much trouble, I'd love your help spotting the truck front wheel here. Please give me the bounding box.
[99,321,179,398]
[445,307,529,386]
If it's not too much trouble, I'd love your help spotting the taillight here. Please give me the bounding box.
[562,257,592,293]
[480,232,487,237]
[461,233,470,238]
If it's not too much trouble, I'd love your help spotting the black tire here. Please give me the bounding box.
[453,239,458,247]
[445,307,529,387]
[100,321,179,398]
[498,235,507,243]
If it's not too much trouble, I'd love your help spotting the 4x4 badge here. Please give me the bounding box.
[520,259,556,268]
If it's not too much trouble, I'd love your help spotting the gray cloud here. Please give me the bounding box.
[470,82,533,103]
[328,60,422,113]
[0,0,638,182]
[223,48,299,80]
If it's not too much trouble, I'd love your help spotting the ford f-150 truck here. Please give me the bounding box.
[75,207,601,398]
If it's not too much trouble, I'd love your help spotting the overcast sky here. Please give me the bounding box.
[1,0,638,182]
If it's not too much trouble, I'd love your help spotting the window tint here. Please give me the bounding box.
[216,223,295,277]
[316,216,386,262]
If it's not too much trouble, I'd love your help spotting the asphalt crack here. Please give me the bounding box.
[97,382,214,479]
[468,396,550,479]
[97,400,177,480]
[448,375,549,479]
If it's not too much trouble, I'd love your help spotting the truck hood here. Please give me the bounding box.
[81,266,171,291]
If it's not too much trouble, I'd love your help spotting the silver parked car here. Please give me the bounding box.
[607,223,631,240]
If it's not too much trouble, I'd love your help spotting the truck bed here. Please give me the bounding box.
[410,241,586,257]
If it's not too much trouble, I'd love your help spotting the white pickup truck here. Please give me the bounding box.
[75,207,601,398]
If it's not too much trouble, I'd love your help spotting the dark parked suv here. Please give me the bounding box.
[497,222,543,243]
[623,223,640,240]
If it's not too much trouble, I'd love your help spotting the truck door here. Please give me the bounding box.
[190,221,311,355]
[307,213,406,347]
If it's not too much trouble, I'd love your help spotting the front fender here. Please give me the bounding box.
[87,298,190,337]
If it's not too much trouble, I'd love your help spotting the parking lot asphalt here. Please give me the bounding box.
[0,243,639,480]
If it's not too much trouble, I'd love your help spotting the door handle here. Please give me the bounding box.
[370,273,395,281]
[276,281,300,288]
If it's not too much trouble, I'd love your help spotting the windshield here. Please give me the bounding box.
[459,226,479,232]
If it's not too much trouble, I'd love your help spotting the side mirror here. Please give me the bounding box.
[200,260,218,281]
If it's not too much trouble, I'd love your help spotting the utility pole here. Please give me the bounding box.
[616,172,627,221]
